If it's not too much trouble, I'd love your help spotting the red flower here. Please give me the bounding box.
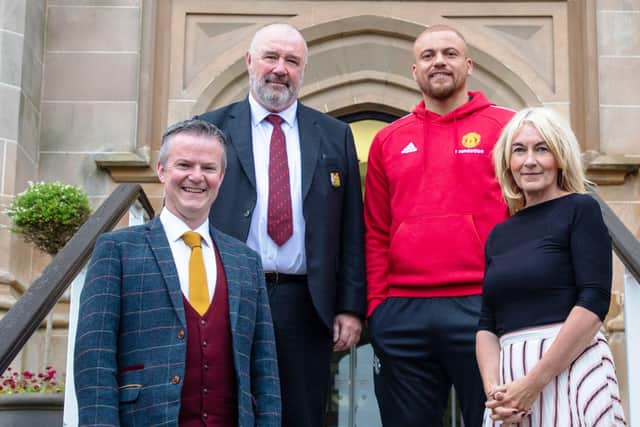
[0,366,65,394]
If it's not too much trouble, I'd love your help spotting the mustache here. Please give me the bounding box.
[265,74,290,87]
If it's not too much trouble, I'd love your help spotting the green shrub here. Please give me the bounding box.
[5,182,91,255]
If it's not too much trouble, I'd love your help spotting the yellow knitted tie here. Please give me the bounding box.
[182,231,209,316]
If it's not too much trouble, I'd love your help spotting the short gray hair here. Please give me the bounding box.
[159,119,227,170]
[248,22,308,66]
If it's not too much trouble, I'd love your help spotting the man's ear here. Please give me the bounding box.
[157,162,166,184]
[466,58,473,76]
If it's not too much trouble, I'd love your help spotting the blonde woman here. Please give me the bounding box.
[476,107,626,426]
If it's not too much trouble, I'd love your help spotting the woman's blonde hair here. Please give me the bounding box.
[493,107,589,214]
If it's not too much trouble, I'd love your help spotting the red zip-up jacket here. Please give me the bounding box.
[364,91,515,317]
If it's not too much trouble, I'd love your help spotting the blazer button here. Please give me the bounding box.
[172,375,181,384]
[178,330,185,339]
[243,209,251,217]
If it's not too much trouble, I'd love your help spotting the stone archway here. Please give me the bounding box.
[191,15,540,119]
[104,4,573,183]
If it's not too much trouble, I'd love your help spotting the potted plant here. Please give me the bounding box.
[2,181,90,425]
[0,366,65,426]
[5,181,91,256]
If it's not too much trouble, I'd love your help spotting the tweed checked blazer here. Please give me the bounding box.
[74,217,281,427]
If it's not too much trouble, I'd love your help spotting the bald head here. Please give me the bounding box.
[411,24,473,109]
[246,23,308,112]
[249,23,308,65]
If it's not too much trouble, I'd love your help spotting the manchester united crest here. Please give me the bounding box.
[461,132,481,148]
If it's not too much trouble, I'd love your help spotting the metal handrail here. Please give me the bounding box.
[592,194,640,425]
[591,192,640,281]
[591,191,640,425]
[0,184,154,373]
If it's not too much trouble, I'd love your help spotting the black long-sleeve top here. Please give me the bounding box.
[478,193,612,337]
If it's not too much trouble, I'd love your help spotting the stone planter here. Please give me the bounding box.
[0,393,64,427]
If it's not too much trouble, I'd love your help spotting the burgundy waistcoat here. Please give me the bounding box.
[179,246,238,427]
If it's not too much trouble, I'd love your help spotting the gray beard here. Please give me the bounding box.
[250,75,296,111]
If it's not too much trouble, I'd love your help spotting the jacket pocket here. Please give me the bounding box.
[388,214,485,285]
[118,369,143,403]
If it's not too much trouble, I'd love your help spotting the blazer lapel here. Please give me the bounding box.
[297,104,322,201]
[210,226,240,333]
[227,99,256,190]
[147,217,186,328]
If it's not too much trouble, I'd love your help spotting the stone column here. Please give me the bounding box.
[0,0,46,318]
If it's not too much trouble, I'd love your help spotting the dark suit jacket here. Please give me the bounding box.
[74,217,280,427]
[197,99,366,327]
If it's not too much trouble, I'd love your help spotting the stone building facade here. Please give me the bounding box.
[0,0,638,417]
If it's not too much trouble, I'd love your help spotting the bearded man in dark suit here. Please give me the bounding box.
[196,23,366,427]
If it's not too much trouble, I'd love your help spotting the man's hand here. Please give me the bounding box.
[333,313,362,351]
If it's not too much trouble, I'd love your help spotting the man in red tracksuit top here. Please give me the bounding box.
[364,24,515,427]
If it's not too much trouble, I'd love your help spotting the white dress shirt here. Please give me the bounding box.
[247,93,307,274]
[159,208,218,301]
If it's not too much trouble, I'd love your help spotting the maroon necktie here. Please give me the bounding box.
[266,114,293,246]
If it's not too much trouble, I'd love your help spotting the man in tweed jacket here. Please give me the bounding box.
[74,119,280,426]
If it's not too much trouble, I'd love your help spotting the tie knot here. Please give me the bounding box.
[266,114,284,127]
[182,231,202,249]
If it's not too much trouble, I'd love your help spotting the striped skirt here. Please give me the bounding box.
[482,324,626,427]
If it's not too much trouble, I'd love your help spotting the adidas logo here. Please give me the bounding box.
[401,142,417,154]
